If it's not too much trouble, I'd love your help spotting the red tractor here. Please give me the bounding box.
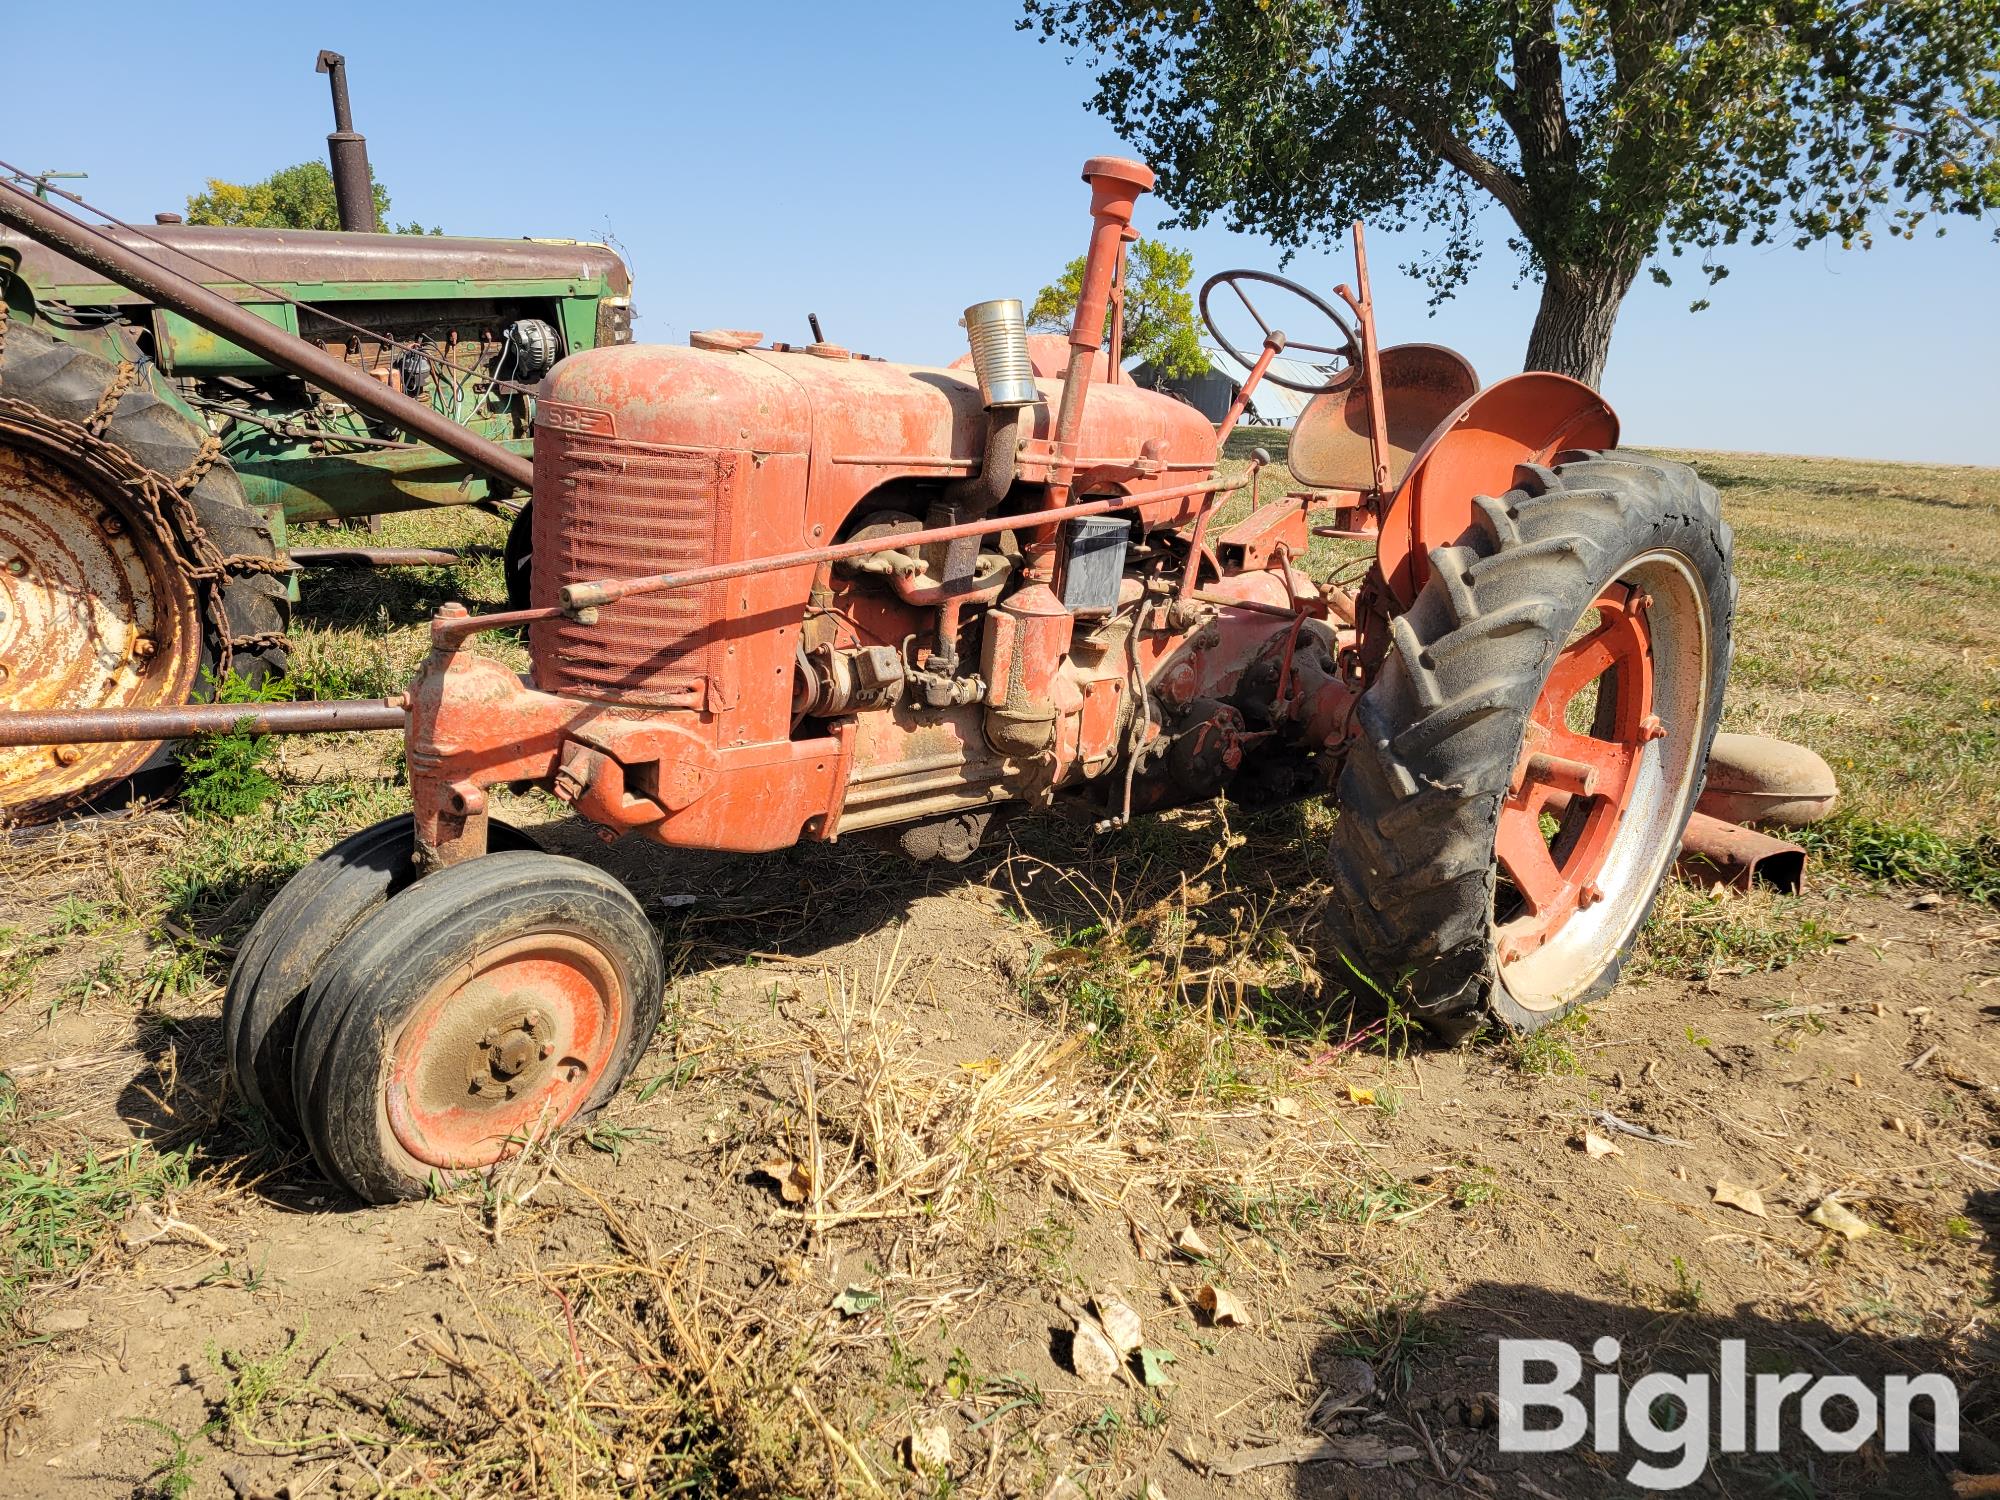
[213,158,1728,1203]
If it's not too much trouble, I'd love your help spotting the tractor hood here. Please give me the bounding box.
[1,223,629,305]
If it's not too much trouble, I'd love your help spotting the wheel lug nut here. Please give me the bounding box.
[1579,882,1605,908]
[1640,714,1667,741]
[6,558,26,577]
[131,636,157,660]
[52,745,82,767]
[539,1043,553,1060]
[99,512,126,536]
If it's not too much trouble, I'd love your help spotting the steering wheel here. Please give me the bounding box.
[1199,269,1363,393]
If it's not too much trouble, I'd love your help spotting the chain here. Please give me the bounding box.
[0,391,294,673]
[84,360,138,435]
[172,433,223,494]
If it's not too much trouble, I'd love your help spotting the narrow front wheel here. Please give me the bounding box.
[290,851,663,1203]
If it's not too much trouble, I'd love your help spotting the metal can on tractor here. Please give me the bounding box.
[0,52,630,824]
[4,156,1751,1203]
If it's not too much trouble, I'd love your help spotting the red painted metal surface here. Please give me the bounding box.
[384,931,627,1169]
[1216,334,1284,449]
[1494,586,1655,965]
[1376,373,1619,608]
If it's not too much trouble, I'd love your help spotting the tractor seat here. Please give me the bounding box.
[1286,344,1479,492]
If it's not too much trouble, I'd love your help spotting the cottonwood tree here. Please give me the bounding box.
[1020,1,2000,385]
[1030,236,1208,377]
[187,161,439,235]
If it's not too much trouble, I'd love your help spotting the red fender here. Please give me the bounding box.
[1375,373,1619,608]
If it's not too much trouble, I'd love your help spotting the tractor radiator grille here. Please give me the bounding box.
[530,433,737,709]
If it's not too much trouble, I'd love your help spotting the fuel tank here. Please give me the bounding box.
[528,338,1217,732]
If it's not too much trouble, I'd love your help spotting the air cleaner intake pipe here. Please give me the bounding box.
[950,298,1035,517]
[961,299,1038,410]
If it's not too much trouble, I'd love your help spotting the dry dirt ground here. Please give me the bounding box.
[1,452,1996,1500]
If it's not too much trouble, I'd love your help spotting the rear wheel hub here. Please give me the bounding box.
[0,438,200,818]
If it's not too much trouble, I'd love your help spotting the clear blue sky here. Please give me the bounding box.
[6,1,1995,465]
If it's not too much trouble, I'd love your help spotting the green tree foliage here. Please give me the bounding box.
[185,161,439,235]
[1020,1,2000,385]
[1028,236,1207,378]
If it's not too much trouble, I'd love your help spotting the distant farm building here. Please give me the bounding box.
[1126,346,1327,427]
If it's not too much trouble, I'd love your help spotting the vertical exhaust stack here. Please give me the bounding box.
[315,50,377,233]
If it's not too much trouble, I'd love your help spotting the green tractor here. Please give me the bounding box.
[0,54,629,823]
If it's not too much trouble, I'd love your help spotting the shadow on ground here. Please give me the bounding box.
[1291,1232,2000,1499]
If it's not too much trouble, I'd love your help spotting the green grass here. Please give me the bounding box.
[1798,813,2000,903]
[1507,1009,1590,1076]
[1657,450,2000,898]
[1636,883,1848,980]
[0,1140,191,1320]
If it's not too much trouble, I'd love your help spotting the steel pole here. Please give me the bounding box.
[0,698,407,748]
[0,179,534,492]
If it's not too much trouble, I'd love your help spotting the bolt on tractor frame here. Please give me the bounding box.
[2,156,1746,1203]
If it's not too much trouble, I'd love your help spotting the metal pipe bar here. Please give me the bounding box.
[0,698,407,748]
[1216,334,1285,449]
[0,179,535,492]
[559,474,1244,612]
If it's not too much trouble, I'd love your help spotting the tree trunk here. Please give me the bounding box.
[1522,264,1635,389]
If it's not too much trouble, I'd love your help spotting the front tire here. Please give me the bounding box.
[1328,453,1733,1035]
[222,814,541,1136]
[289,851,663,1203]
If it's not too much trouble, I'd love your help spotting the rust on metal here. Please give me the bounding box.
[0,428,203,816]
[1332,222,1394,497]
[1678,810,1807,893]
[1696,732,1839,828]
[287,546,484,568]
[0,697,406,748]
[1286,344,1479,491]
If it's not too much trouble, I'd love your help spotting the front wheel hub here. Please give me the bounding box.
[387,935,625,1169]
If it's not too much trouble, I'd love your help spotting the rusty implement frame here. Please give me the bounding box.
[288,546,495,568]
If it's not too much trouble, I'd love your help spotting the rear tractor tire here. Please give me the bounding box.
[283,850,663,1204]
[0,322,288,822]
[1328,452,1733,1037]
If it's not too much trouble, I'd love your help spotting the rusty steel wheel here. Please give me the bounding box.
[0,323,287,823]
[1328,453,1732,1036]
[0,437,203,814]
[289,851,663,1203]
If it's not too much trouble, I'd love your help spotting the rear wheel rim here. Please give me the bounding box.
[1494,551,1712,1012]
[384,932,627,1170]
[0,436,201,816]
